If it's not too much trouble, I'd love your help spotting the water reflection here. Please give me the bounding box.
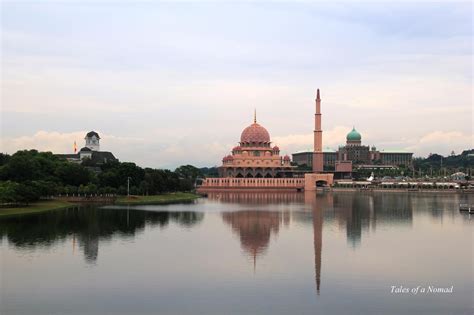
[0,206,204,264]
[222,210,290,270]
[212,192,324,294]
[206,191,304,204]
[1,192,470,298]
[1,192,472,315]
[210,191,471,296]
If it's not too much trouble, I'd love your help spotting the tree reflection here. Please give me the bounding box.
[0,206,203,263]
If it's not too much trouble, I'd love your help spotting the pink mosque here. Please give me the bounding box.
[218,110,293,178]
[197,89,333,192]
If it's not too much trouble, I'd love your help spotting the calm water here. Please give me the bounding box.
[1,192,473,315]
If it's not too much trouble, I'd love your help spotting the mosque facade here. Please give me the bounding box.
[197,89,334,192]
[218,112,294,178]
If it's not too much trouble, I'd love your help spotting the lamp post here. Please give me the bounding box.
[127,177,131,197]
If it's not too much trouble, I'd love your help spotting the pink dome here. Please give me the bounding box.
[233,146,242,151]
[272,146,279,151]
[240,123,270,144]
[283,155,290,161]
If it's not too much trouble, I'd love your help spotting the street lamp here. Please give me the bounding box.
[127,177,132,197]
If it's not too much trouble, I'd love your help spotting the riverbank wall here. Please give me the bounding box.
[330,188,474,194]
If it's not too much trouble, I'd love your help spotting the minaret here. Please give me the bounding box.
[313,89,324,173]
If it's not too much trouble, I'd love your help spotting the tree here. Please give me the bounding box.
[175,165,202,180]
[55,163,92,186]
[0,153,10,166]
[0,181,20,204]
[14,183,41,204]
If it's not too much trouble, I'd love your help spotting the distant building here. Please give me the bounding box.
[56,131,117,165]
[292,127,413,170]
[84,131,100,151]
[293,148,337,169]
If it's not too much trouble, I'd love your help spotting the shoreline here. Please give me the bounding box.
[0,200,77,217]
[0,193,200,217]
[330,188,473,194]
[112,192,199,205]
[197,187,472,194]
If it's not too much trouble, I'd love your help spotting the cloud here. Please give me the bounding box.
[0,131,89,154]
[405,131,473,157]
[0,130,231,169]
[272,126,351,154]
[1,3,472,167]
[0,130,144,159]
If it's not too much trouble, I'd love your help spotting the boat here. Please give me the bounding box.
[459,204,474,213]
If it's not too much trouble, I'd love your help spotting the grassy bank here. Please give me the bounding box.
[0,200,76,217]
[115,192,200,205]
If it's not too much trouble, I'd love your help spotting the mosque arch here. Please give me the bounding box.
[316,180,328,187]
[263,167,273,177]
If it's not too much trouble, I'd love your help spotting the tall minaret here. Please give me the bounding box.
[313,89,324,173]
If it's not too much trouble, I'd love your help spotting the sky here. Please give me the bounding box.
[1,1,472,169]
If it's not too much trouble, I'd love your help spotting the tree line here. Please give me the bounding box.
[0,150,204,205]
[412,149,474,175]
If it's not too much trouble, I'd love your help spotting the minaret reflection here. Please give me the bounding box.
[304,191,333,295]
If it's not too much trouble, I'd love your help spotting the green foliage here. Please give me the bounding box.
[0,153,10,166]
[0,150,203,204]
[412,149,474,177]
[175,165,202,180]
[0,181,20,204]
[0,181,41,205]
[55,163,92,186]
[199,167,219,177]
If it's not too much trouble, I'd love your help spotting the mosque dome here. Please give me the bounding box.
[240,123,270,144]
[346,127,361,141]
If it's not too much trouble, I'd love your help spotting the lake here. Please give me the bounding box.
[1,191,473,315]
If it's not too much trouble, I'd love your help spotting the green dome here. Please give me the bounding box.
[346,127,361,141]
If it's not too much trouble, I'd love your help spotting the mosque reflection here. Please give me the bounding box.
[222,210,290,270]
[208,191,419,295]
[0,206,204,264]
